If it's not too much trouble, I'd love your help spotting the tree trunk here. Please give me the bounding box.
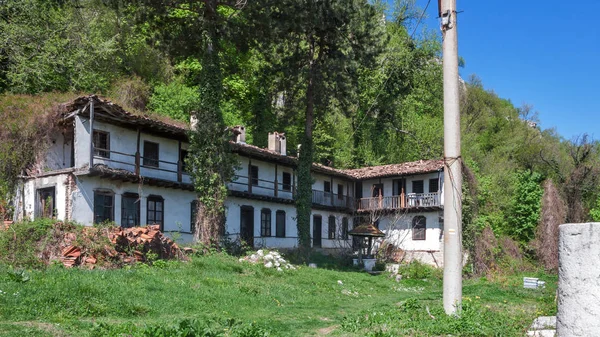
[296,38,316,252]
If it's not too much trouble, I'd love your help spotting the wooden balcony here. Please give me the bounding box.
[356,192,442,212]
[312,190,354,209]
[228,175,354,210]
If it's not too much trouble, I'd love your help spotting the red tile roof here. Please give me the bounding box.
[65,96,442,181]
[343,159,444,180]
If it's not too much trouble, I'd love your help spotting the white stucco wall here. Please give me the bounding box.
[225,197,353,249]
[74,118,191,184]
[21,174,71,221]
[71,176,197,240]
[44,130,73,171]
[229,156,296,200]
[74,115,91,168]
[377,211,443,251]
[361,172,442,198]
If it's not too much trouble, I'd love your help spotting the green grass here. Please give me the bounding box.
[0,254,557,336]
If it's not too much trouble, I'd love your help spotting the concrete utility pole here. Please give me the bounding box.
[440,0,463,315]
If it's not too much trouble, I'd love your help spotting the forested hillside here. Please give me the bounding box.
[1,0,599,270]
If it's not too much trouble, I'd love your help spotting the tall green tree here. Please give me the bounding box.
[263,0,384,250]
[137,0,251,244]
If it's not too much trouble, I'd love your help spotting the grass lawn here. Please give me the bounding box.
[0,254,556,336]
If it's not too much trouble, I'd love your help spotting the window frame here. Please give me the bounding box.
[92,130,110,158]
[261,208,271,237]
[341,217,349,240]
[143,141,160,168]
[412,216,426,241]
[412,180,424,194]
[250,165,259,186]
[337,184,344,200]
[282,172,292,191]
[275,210,286,238]
[180,149,190,173]
[147,195,164,231]
[93,190,114,224]
[121,193,140,228]
[429,178,439,193]
[324,181,331,193]
[328,215,336,239]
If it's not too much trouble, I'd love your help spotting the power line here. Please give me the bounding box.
[410,0,432,39]
[344,0,433,147]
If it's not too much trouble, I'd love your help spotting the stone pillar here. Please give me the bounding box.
[557,223,600,336]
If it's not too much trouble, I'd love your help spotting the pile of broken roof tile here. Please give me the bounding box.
[58,224,186,268]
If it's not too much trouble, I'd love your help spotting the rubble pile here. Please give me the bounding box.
[55,224,186,268]
[239,249,296,271]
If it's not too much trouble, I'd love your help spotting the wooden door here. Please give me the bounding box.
[37,187,56,218]
[313,215,322,247]
[240,206,254,247]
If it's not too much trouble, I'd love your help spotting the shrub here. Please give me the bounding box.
[0,218,56,268]
[398,260,435,279]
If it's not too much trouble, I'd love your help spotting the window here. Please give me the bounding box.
[412,216,426,240]
[94,190,114,224]
[337,184,344,199]
[250,165,259,186]
[180,149,190,173]
[191,200,199,234]
[341,217,349,240]
[324,181,331,193]
[372,184,383,197]
[282,172,292,191]
[429,178,439,193]
[261,208,271,237]
[93,130,110,158]
[37,187,56,218]
[147,195,164,231]
[412,180,424,194]
[143,141,159,167]
[276,210,286,237]
[328,215,336,239]
[121,193,139,228]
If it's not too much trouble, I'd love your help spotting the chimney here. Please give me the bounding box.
[268,132,286,156]
[233,125,246,144]
[190,111,198,131]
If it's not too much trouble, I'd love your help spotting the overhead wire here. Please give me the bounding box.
[344,0,433,147]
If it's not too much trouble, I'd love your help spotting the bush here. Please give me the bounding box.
[398,260,436,279]
[0,218,56,268]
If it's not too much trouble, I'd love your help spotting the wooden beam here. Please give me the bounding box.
[274,164,278,197]
[135,128,141,176]
[177,140,182,182]
[248,158,252,194]
[89,99,95,168]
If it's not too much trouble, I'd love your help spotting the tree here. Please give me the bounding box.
[263,0,384,251]
[137,0,250,244]
[507,170,543,243]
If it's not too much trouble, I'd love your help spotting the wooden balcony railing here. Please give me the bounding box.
[356,192,441,211]
[92,146,187,182]
[312,190,354,209]
[228,175,354,209]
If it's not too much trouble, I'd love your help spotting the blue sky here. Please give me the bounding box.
[401,0,600,140]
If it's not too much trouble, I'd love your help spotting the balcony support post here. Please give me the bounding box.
[330,176,334,206]
[89,98,95,168]
[274,164,278,197]
[177,140,182,182]
[248,158,252,194]
[135,128,141,176]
